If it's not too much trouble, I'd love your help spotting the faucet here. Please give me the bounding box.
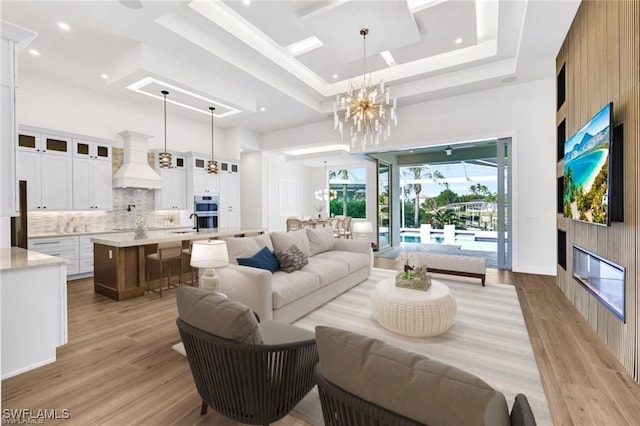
[190,213,199,232]
[127,204,136,212]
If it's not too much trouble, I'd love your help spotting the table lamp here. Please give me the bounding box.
[190,240,229,292]
[352,221,373,240]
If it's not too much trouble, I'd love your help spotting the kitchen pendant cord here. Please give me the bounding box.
[162,90,168,152]
[210,107,216,160]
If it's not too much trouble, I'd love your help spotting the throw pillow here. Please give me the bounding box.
[237,246,280,273]
[270,229,311,257]
[275,244,309,273]
[224,237,260,265]
[177,286,263,344]
[306,226,335,256]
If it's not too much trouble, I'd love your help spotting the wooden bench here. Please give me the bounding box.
[407,252,487,286]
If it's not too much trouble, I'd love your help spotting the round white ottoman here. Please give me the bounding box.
[371,277,457,337]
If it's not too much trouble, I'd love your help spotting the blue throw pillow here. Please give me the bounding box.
[237,246,280,273]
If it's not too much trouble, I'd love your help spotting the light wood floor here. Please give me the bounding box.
[3,260,640,425]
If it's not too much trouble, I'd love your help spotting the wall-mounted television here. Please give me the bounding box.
[563,102,623,225]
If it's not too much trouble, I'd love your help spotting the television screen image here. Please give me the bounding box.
[563,102,612,225]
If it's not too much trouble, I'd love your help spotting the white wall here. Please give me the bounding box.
[240,151,264,228]
[16,73,239,159]
[240,152,312,232]
[261,78,557,275]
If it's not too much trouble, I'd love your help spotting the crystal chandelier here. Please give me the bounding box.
[158,90,172,168]
[207,107,218,174]
[334,28,397,150]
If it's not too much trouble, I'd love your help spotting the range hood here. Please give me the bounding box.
[113,131,163,189]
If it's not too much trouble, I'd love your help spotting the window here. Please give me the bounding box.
[329,167,366,218]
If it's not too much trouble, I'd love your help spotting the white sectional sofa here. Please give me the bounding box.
[217,228,372,323]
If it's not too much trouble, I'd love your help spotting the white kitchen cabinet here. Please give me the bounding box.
[73,156,113,210]
[28,236,79,276]
[155,154,187,210]
[28,234,101,276]
[79,235,94,274]
[187,154,220,198]
[73,139,111,162]
[17,131,73,211]
[219,171,240,228]
[190,156,220,194]
[1,23,35,219]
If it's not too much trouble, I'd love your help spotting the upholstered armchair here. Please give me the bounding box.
[176,286,318,425]
[314,326,537,426]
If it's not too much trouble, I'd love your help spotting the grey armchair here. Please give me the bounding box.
[176,286,318,425]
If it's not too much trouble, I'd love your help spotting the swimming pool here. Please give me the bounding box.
[400,231,497,252]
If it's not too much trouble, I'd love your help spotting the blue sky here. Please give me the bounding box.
[565,103,611,152]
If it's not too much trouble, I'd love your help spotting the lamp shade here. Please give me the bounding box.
[190,240,229,268]
[352,221,373,234]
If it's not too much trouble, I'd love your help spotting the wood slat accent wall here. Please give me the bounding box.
[556,0,640,382]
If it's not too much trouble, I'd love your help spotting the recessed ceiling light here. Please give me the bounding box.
[29,49,40,57]
[260,107,266,112]
[286,36,324,57]
[455,38,463,45]
[126,76,242,118]
[332,74,338,80]
[380,50,397,67]
[57,22,70,31]
[242,0,250,5]
[284,144,350,156]
[101,73,109,80]
[240,148,244,152]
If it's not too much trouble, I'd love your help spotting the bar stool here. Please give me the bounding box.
[182,241,198,286]
[146,241,183,297]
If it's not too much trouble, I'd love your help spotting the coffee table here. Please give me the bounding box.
[371,277,457,337]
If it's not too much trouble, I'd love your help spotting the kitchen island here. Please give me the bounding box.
[91,227,264,300]
[1,248,68,378]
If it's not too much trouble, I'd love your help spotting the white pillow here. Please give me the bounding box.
[270,229,311,257]
[254,233,274,252]
[224,237,260,264]
[306,227,335,256]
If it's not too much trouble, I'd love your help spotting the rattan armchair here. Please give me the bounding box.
[314,326,537,426]
[315,364,422,425]
[177,304,318,425]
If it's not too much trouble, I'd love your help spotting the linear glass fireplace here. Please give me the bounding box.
[572,245,625,322]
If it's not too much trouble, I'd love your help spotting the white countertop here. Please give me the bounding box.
[28,226,193,239]
[90,227,265,248]
[0,247,69,272]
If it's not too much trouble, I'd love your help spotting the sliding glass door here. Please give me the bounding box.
[377,161,391,251]
[496,138,512,269]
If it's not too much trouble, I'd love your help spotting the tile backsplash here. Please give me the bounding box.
[28,188,185,235]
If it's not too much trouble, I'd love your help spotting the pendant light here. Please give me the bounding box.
[207,107,218,174]
[158,90,172,168]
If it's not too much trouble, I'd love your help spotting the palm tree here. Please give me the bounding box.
[409,167,423,227]
[402,167,445,227]
[329,169,350,216]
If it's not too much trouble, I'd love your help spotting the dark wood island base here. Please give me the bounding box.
[91,228,265,301]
